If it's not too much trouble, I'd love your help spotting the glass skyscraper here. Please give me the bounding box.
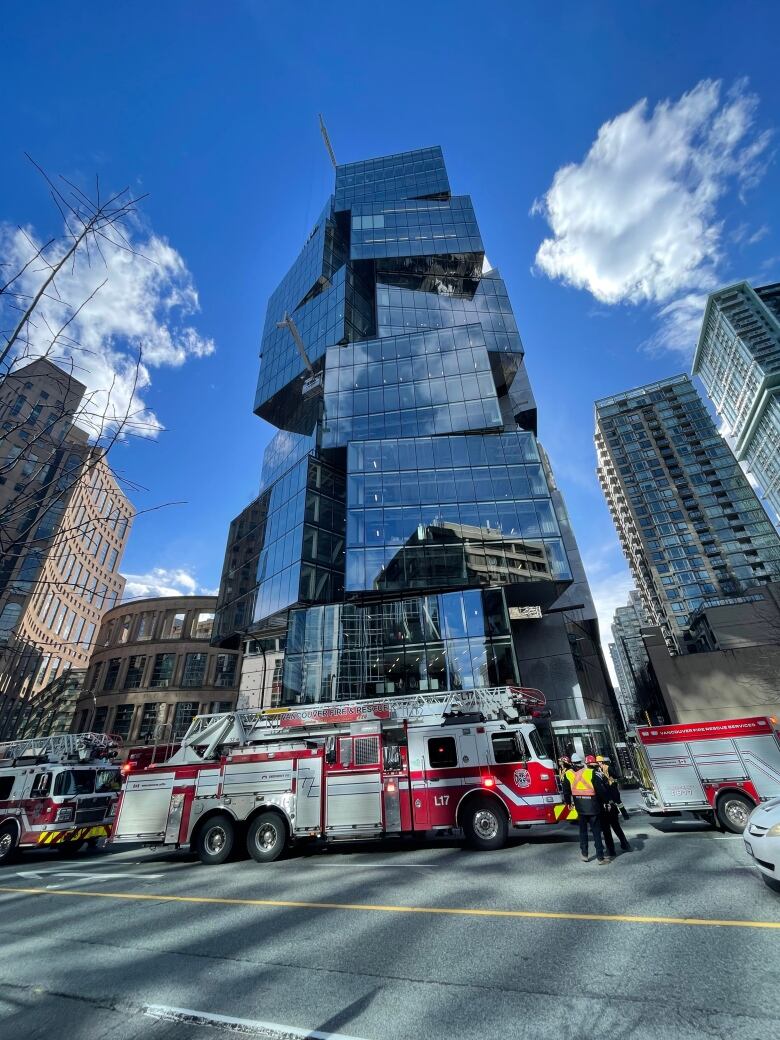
[216,145,618,722]
[596,374,780,653]
[608,590,651,725]
[693,281,780,523]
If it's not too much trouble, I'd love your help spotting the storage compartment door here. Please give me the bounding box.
[736,735,780,798]
[325,772,383,833]
[113,773,175,842]
[295,757,323,832]
[645,742,707,808]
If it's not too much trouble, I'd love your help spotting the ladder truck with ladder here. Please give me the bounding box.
[0,732,122,864]
[111,685,573,865]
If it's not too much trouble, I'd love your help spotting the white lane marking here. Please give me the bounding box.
[303,862,437,869]
[16,870,165,888]
[143,1004,369,1039]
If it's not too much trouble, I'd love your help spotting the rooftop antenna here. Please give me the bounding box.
[319,113,337,169]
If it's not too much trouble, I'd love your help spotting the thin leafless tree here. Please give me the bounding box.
[0,158,181,736]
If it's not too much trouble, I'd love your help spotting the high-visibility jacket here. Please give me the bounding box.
[563,767,600,815]
[566,767,596,796]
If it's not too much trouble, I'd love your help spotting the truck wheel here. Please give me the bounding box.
[461,797,508,851]
[716,793,753,833]
[761,873,780,893]
[195,814,234,865]
[246,812,287,863]
[0,823,18,865]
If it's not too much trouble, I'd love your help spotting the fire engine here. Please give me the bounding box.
[632,715,780,833]
[111,685,572,864]
[0,732,122,864]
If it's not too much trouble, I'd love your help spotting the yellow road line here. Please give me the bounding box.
[1,885,779,930]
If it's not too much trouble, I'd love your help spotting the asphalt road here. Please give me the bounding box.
[0,803,778,1040]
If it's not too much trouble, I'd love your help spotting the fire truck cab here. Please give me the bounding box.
[0,732,121,864]
[111,686,569,865]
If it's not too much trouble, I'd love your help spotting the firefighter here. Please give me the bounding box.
[596,756,631,854]
[557,754,572,786]
[562,753,611,864]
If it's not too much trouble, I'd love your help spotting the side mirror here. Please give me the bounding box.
[325,736,336,765]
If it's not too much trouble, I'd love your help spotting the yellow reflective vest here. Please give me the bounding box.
[565,767,596,797]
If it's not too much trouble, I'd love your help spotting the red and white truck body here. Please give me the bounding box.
[634,715,780,833]
[0,732,121,863]
[111,686,572,863]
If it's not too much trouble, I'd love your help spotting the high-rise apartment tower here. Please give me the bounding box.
[693,281,780,523]
[595,374,780,653]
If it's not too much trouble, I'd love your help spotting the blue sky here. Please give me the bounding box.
[3,2,780,671]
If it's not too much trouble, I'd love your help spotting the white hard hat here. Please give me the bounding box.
[570,753,583,765]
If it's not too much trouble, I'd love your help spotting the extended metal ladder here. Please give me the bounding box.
[0,731,117,763]
[177,685,547,759]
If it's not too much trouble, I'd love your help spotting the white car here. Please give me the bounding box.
[744,798,780,892]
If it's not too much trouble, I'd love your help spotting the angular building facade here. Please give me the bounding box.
[215,146,618,723]
[595,374,780,654]
[693,281,780,523]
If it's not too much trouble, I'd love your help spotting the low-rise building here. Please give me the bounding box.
[644,581,780,723]
[72,595,241,744]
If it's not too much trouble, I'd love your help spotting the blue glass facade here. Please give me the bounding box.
[216,144,618,717]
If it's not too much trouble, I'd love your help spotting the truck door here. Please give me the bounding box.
[423,729,478,828]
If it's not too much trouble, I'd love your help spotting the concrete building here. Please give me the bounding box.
[0,358,132,737]
[644,581,780,723]
[72,595,241,744]
[609,590,652,724]
[693,281,780,522]
[214,144,620,727]
[595,374,780,654]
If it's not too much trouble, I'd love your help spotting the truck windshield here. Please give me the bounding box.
[53,769,120,796]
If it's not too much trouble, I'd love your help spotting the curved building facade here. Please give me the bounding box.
[73,595,241,744]
[215,145,619,724]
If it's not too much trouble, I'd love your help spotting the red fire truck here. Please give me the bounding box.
[633,715,780,833]
[0,732,122,864]
[111,685,571,864]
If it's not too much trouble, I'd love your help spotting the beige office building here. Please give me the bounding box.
[0,358,133,737]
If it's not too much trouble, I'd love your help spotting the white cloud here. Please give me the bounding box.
[533,78,772,355]
[1,216,215,437]
[121,566,215,602]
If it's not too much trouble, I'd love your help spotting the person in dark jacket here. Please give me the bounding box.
[561,754,612,864]
[597,756,631,854]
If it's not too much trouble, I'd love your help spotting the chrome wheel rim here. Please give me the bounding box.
[724,799,749,829]
[473,810,499,840]
[0,832,12,856]
[206,826,227,854]
[257,823,278,852]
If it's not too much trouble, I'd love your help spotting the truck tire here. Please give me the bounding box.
[0,822,18,865]
[461,797,508,851]
[716,792,754,834]
[761,873,780,893]
[246,811,287,863]
[195,813,234,865]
